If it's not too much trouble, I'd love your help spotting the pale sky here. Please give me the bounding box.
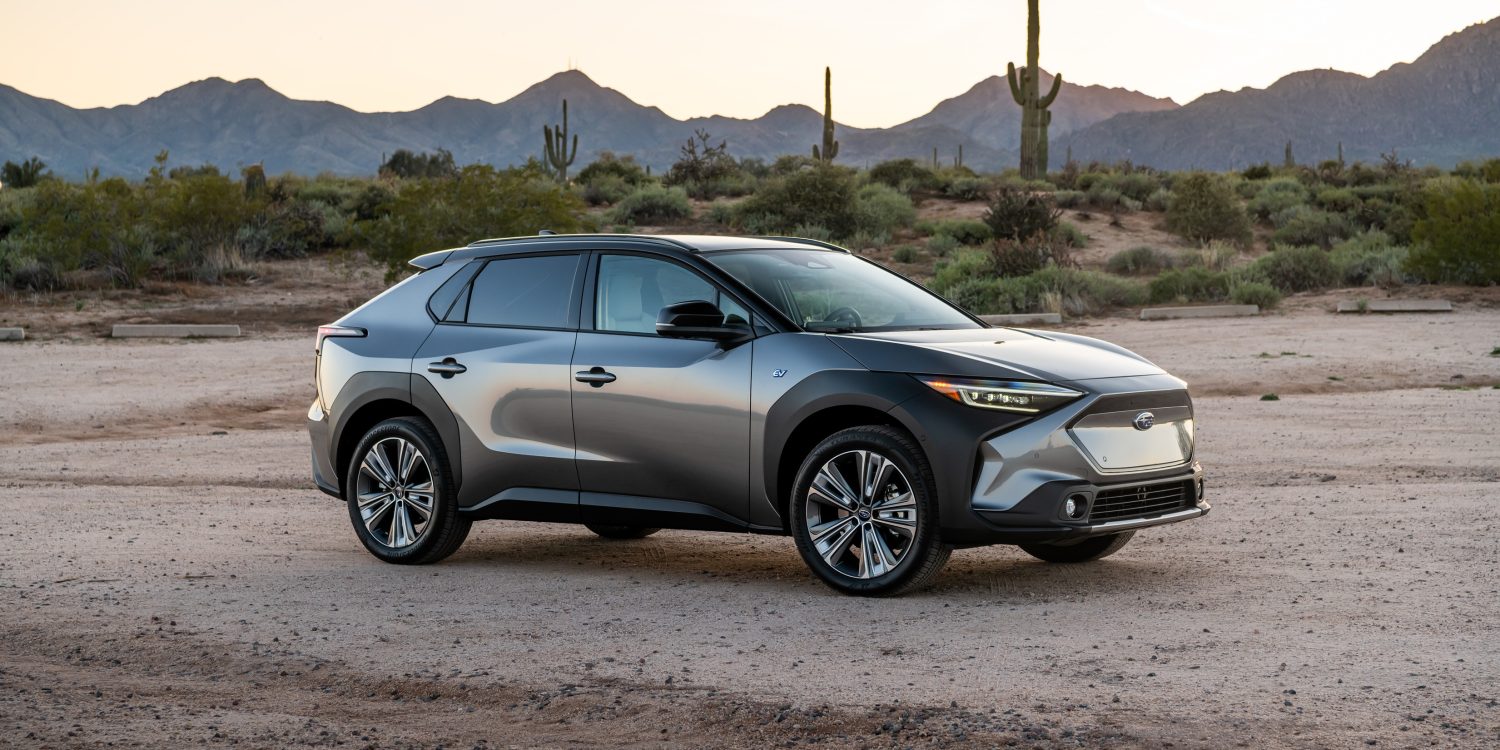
[3,0,1496,128]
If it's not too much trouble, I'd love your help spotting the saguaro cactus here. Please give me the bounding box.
[812,67,839,163]
[1007,0,1062,179]
[1284,140,1295,168]
[543,99,578,182]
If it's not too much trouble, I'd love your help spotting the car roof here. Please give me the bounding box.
[409,233,848,269]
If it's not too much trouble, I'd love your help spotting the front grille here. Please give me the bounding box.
[1089,480,1192,522]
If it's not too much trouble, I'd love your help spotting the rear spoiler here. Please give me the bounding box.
[408,249,454,271]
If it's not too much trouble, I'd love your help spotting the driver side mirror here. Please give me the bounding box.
[655,300,751,343]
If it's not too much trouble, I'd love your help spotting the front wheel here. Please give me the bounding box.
[790,426,951,596]
[1019,531,1135,563]
[345,417,470,564]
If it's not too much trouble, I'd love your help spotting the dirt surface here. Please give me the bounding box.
[3,297,1499,747]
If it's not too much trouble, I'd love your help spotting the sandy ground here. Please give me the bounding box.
[2,300,1498,748]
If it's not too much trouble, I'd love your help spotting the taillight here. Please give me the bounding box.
[315,325,365,353]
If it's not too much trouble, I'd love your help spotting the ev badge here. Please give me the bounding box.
[1132,411,1156,431]
[772,369,788,378]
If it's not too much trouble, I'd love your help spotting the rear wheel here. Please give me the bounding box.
[790,426,950,596]
[345,417,469,564]
[584,524,660,540]
[1019,531,1135,563]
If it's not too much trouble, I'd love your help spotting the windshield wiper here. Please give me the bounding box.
[804,324,859,333]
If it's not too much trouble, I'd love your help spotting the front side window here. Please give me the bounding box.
[464,254,581,328]
[706,249,978,332]
[595,254,749,334]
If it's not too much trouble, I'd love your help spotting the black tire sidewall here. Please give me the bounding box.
[344,417,459,563]
[790,426,943,595]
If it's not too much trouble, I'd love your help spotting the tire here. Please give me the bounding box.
[790,425,951,596]
[585,524,660,540]
[344,416,470,564]
[1019,530,1135,563]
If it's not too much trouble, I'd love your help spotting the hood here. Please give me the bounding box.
[828,328,1164,383]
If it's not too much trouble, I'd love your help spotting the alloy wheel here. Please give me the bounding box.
[355,437,434,549]
[803,449,919,579]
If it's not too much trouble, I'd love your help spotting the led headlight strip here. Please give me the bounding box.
[917,376,1082,414]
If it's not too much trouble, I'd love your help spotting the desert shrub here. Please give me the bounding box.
[770,154,819,175]
[1315,187,1360,214]
[1093,172,1160,202]
[845,229,891,250]
[992,236,1054,278]
[942,175,991,201]
[1149,267,1231,304]
[1406,179,1500,284]
[930,248,994,293]
[678,173,759,201]
[1247,244,1339,292]
[1107,246,1174,275]
[236,199,333,259]
[1241,163,1274,181]
[1053,189,1086,208]
[852,183,917,237]
[582,174,631,206]
[1054,221,1087,248]
[737,165,858,237]
[608,184,692,225]
[942,277,999,313]
[576,152,650,186]
[704,200,736,225]
[868,159,939,193]
[1145,188,1173,212]
[1272,206,1353,249]
[938,268,1145,316]
[1086,185,1124,209]
[379,148,457,179]
[917,218,991,246]
[664,130,740,186]
[926,234,959,257]
[2,157,49,189]
[792,224,833,242]
[891,245,920,263]
[361,164,582,278]
[1229,281,1282,309]
[983,187,1059,242]
[1330,230,1414,287]
[1248,178,1310,221]
[1166,173,1252,245]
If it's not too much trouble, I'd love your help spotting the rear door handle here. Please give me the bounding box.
[575,367,617,387]
[427,358,467,378]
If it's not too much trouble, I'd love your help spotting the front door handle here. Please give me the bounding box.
[427,358,467,378]
[575,367,617,387]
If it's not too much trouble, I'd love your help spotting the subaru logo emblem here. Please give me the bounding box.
[1132,412,1155,431]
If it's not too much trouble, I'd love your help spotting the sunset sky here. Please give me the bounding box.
[3,0,1495,127]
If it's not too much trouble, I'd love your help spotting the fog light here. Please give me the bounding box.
[1064,494,1088,519]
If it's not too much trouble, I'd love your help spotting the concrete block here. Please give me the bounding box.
[111,324,241,338]
[0,327,23,341]
[1140,305,1259,321]
[1336,299,1453,313]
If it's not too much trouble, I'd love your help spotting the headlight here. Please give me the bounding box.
[916,376,1083,414]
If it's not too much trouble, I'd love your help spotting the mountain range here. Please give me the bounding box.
[1,16,1496,179]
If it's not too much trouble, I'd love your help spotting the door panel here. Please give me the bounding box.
[571,332,751,519]
[415,324,579,508]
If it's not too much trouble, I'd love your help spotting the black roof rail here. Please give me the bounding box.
[463,233,699,252]
[753,236,853,254]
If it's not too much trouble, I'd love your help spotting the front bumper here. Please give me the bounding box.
[961,464,1209,545]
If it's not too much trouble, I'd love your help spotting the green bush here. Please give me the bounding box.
[853,183,917,237]
[737,165,857,237]
[1315,187,1360,213]
[361,164,582,278]
[891,245,920,263]
[1176,241,1239,272]
[1406,179,1500,284]
[704,200,736,225]
[664,130,740,186]
[1092,172,1160,202]
[1271,206,1353,249]
[576,152,650,186]
[379,148,457,179]
[938,268,1146,316]
[926,234,959,257]
[868,159,939,193]
[930,248,994,293]
[1107,246,1174,275]
[582,174,631,206]
[1247,177,1310,222]
[983,187,1059,242]
[1054,221,1088,248]
[237,199,333,259]
[916,218,992,245]
[1166,173,1252,245]
[1229,281,1282,309]
[1053,190,1086,208]
[1328,231,1413,287]
[608,184,692,225]
[1086,185,1124,209]
[942,277,999,313]
[942,175,991,201]
[1145,188,1173,212]
[1149,267,1231,304]
[1246,244,1338,292]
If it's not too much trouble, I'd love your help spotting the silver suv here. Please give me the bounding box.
[309,234,1207,595]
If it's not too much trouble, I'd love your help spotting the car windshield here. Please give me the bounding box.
[705,249,979,332]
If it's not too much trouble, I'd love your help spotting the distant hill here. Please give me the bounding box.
[0,68,1172,178]
[2,17,1497,178]
[1065,17,1500,169]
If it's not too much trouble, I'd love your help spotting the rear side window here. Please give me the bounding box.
[463,254,581,328]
